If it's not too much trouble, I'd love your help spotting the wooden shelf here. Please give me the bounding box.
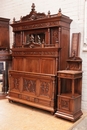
[59,93,81,98]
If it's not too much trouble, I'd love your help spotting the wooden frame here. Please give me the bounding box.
[71,33,81,57]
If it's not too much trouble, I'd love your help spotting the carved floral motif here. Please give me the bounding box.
[13,78,20,90]
[13,21,59,31]
[40,81,49,96]
[23,79,36,93]
[13,51,56,56]
[61,100,69,109]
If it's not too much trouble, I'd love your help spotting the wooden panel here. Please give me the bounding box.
[51,27,59,44]
[58,96,70,111]
[9,74,22,93]
[41,58,55,74]
[58,95,81,114]
[38,79,53,99]
[25,57,40,72]
[60,27,70,70]
[15,32,22,47]
[22,77,37,96]
[13,57,24,71]
[71,33,81,57]
[0,18,10,49]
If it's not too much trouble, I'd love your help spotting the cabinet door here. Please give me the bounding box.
[58,95,81,114]
[58,96,70,112]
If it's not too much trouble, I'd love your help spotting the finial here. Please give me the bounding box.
[58,8,62,16]
[72,50,76,58]
[13,17,15,23]
[59,8,61,13]
[31,3,35,11]
[20,16,22,22]
[48,10,51,18]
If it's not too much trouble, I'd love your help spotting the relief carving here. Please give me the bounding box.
[23,79,36,93]
[40,81,49,96]
[13,51,56,56]
[69,63,79,70]
[14,21,59,31]
[61,99,69,109]
[13,78,20,90]
[34,98,39,103]
[51,29,58,44]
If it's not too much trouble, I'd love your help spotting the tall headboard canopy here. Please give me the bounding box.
[7,3,72,114]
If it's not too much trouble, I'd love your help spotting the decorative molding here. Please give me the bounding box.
[13,21,60,31]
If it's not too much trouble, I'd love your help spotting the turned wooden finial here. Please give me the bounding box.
[31,3,35,11]
[13,17,15,23]
[48,10,51,18]
[20,16,22,22]
[58,8,62,16]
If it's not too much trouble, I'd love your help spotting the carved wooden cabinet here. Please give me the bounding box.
[7,3,72,113]
[0,17,12,93]
[55,56,83,121]
[0,17,10,50]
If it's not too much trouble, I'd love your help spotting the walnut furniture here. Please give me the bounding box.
[0,17,12,93]
[55,56,83,121]
[7,3,72,113]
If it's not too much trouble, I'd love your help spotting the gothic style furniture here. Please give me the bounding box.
[55,56,83,121]
[7,3,72,113]
[0,17,12,93]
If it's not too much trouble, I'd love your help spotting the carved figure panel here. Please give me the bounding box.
[23,79,36,94]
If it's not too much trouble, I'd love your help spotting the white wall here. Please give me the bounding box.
[0,0,87,111]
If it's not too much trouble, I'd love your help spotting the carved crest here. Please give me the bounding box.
[66,55,82,71]
[21,3,46,21]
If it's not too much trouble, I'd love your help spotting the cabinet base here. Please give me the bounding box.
[55,110,83,122]
[6,96,55,113]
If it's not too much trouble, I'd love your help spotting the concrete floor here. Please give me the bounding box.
[0,99,86,130]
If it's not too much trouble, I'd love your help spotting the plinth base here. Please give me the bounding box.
[55,110,83,122]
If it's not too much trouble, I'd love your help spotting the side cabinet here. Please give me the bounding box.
[55,57,83,121]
